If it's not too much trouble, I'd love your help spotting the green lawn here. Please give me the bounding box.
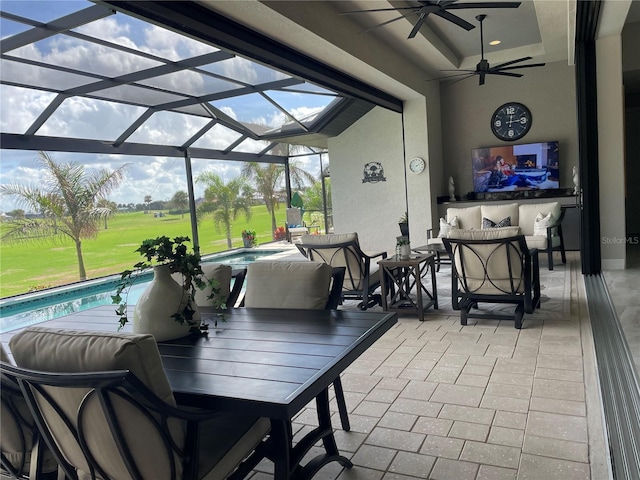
[0,205,284,298]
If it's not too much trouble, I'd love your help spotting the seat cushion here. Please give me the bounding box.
[518,202,561,236]
[199,415,270,480]
[447,206,481,230]
[524,235,548,250]
[481,203,519,227]
[449,226,520,241]
[244,261,332,309]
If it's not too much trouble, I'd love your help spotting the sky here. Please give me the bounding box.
[0,0,330,212]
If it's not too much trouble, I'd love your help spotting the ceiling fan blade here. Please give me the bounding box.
[433,10,475,30]
[360,11,423,34]
[497,63,546,71]
[340,7,419,15]
[438,69,477,73]
[408,12,429,39]
[493,57,532,69]
[491,71,524,78]
[427,71,478,81]
[447,2,521,9]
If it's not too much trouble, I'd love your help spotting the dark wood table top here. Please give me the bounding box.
[1,305,397,421]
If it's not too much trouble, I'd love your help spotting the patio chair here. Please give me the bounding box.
[4,327,272,480]
[173,264,246,308]
[286,207,308,242]
[442,230,541,329]
[243,261,350,430]
[1,345,57,480]
[296,233,387,310]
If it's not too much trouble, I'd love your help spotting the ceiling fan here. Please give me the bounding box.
[340,0,521,38]
[435,14,546,85]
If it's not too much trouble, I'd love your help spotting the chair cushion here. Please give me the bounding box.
[10,328,183,480]
[199,415,270,479]
[449,226,520,241]
[518,202,561,236]
[482,216,512,229]
[9,328,175,406]
[438,216,459,238]
[244,261,332,309]
[481,203,519,227]
[300,232,358,246]
[446,233,525,295]
[172,263,232,307]
[1,344,58,475]
[524,235,548,250]
[447,206,481,230]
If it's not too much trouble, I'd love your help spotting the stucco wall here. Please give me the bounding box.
[439,60,578,202]
[328,107,405,254]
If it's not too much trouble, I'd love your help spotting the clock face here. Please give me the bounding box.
[409,157,425,174]
[491,102,532,141]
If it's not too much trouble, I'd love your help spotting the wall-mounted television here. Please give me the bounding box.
[472,141,560,193]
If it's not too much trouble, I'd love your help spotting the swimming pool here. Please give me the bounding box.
[0,248,286,333]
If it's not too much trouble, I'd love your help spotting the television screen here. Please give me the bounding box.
[472,141,559,193]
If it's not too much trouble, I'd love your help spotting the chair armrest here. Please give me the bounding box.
[427,229,437,240]
[364,251,387,260]
[327,267,346,309]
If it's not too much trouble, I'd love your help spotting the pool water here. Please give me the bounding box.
[0,249,284,333]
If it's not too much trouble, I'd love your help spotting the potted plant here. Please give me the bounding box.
[112,236,221,341]
[398,211,409,237]
[396,236,411,259]
[241,229,257,248]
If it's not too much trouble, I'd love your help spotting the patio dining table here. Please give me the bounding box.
[0,304,397,480]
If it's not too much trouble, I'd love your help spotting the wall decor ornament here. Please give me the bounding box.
[362,162,386,183]
[448,176,456,201]
[572,166,579,195]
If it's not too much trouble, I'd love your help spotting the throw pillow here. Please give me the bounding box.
[482,216,511,229]
[437,216,459,238]
[533,212,555,236]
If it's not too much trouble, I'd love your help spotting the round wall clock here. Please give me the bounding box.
[409,157,426,174]
[490,102,532,141]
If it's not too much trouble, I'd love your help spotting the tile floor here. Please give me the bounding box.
[251,251,610,480]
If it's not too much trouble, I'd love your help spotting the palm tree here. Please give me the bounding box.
[170,190,189,218]
[96,198,118,229]
[0,151,127,281]
[196,172,252,249]
[242,159,315,238]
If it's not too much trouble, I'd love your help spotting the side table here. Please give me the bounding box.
[412,243,450,272]
[378,254,438,321]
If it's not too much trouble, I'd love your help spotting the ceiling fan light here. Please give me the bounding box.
[489,40,501,45]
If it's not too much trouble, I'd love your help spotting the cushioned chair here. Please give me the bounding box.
[173,263,246,308]
[1,345,57,479]
[443,228,541,329]
[4,328,272,480]
[296,233,387,310]
[243,261,350,430]
[285,207,308,242]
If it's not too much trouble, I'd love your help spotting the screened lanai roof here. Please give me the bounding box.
[0,0,387,162]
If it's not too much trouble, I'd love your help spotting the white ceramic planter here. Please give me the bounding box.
[399,244,411,259]
[133,264,198,341]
